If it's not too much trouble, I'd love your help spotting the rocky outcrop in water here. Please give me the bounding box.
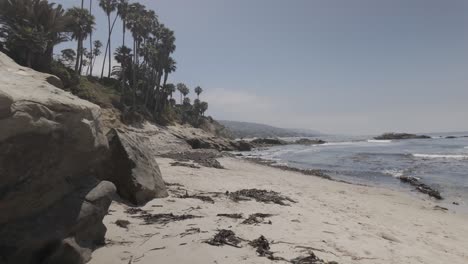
[374,133,430,140]
[398,176,442,200]
[102,128,168,205]
[250,138,287,147]
[294,138,326,145]
[0,52,115,264]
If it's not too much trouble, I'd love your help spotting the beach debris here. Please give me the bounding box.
[453,202,459,205]
[242,213,274,225]
[141,213,202,225]
[249,236,273,258]
[229,189,296,206]
[131,211,203,225]
[433,205,448,211]
[205,229,242,248]
[217,213,243,219]
[164,182,184,187]
[125,208,146,215]
[380,233,401,243]
[170,161,201,169]
[291,252,338,264]
[148,246,166,251]
[398,176,442,200]
[249,236,288,261]
[160,151,224,169]
[179,190,215,203]
[180,227,206,237]
[115,219,131,229]
[245,158,333,180]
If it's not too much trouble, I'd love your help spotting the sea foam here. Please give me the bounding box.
[382,169,404,178]
[367,139,392,143]
[412,154,468,159]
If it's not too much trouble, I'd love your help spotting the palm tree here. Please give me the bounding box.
[200,101,208,116]
[0,0,71,71]
[60,48,76,67]
[91,40,102,73]
[99,0,118,78]
[194,86,203,99]
[176,83,189,104]
[165,83,176,99]
[117,0,129,47]
[162,57,176,87]
[66,7,95,74]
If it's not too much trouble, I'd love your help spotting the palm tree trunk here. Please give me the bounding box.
[100,40,109,78]
[89,0,93,76]
[107,15,112,78]
[163,71,169,88]
[75,36,81,73]
[122,20,126,47]
[79,47,85,74]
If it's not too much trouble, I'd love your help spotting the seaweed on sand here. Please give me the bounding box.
[133,212,203,225]
[249,236,287,261]
[229,189,296,206]
[115,219,130,229]
[242,213,274,225]
[160,151,224,169]
[179,191,215,203]
[205,229,242,248]
[217,213,243,219]
[291,252,338,264]
[170,161,201,169]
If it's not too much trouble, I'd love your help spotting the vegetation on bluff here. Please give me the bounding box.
[0,0,210,127]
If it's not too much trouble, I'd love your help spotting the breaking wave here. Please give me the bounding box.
[412,154,468,159]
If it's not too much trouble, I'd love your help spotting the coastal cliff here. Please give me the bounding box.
[0,51,116,263]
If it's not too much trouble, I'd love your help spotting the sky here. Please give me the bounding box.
[55,0,468,135]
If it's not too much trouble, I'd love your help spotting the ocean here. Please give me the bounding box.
[238,132,468,210]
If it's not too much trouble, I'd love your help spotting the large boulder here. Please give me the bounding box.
[102,128,168,205]
[0,52,115,264]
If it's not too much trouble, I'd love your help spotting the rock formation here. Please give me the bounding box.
[101,128,168,205]
[0,52,115,264]
[374,133,430,140]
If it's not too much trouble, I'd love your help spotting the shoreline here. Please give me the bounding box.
[89,155,468,264]
[235,150,462,210]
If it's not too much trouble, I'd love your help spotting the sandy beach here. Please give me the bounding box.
[89,156,468,264]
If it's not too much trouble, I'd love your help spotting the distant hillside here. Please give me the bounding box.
[219,120,321,138]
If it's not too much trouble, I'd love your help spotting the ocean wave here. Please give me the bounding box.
[322,141,358,146]
[367,139,392,143]
[412,154,468,159]
[465,146,468,149]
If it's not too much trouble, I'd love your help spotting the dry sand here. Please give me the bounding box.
[89,157,468,264]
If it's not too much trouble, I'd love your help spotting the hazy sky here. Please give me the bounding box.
[55,0,468,134]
